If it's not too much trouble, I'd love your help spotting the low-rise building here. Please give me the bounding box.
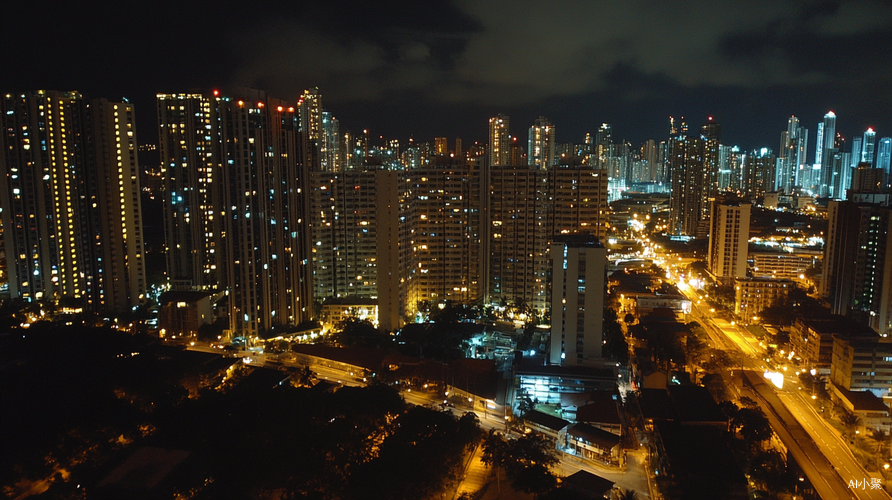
[561,423,623,465]
[516,357,617,405]
[750,250,822,281]
[829,384,892,433]
[635,294,692,320]
[158,291,214,339]
[319,298,378,330]
[575,392,623,436]
[733,277,793,323]
[560,470,615,499]
[830,333,892,402]
[793,315,878,373]
[522,410,570,440]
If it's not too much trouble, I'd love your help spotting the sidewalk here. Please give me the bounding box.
[454,444,490,499]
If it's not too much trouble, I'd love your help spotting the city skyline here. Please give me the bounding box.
[5,0,892,149]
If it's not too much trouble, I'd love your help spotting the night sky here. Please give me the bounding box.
[7,0,892,154]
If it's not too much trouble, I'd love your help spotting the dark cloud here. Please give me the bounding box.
[6,0,891,148]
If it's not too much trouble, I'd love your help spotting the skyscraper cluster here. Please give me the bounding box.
[311,111,609,345]
[4,85,888,345]
[1,91,146,313]
[157,89,314,337]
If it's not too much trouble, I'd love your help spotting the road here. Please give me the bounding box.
[779,386,891,499]
[662,259,891,499]
[744,370,857,499]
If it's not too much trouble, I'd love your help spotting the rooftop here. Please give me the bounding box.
[524,410,570,431]
[834,385,891,413]
[552,233,604,248]
[561,470,615,498]
[567,423,621,448]
[576,393,621,425]
[158,291,212,304]
[799,315,878,337]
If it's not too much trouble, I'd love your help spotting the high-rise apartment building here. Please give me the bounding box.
[320,111,340,172]
[157,93,220,290]
[489,115,510,167]
[862,128,877,166]
[403,164,483,315]
[822,200,892,336]
[486,166,550,311]
[742,148,776,202]
[1,91,146,313]
[88,99,147,313]
[700,117,721,195]
[309,168,402,330]
[777,116,808,194]
[300,89,324,171]
[707,196,751,283]
[157,89,313,336]
[482,145,608,315]
[547,166,609,239]
[528,117,555,169]
[549,234,606,366]
[818,111,838,197]
[668,135,709,237]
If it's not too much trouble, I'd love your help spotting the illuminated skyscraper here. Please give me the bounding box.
[818,111,837,196]
[549,234,606,366]
[157,89,313,336]
[309,168,402,330]
[595,123,612,169]
[862,128,877,166]
[668,135,709,237]
[777,115,808,193]
[708,196,750,283]
[851,137,863,169]
[1,91,146,312]
[157,93,220,290]
[642,139,658,182]
[320,111,340,172]
[489,114,509,166]
[877,137,892,177]
[434,137,448,156]
[700,117,721,195]
[299,89,323,170]
[528,117,556,169]
[823,200,892,336]
[742,148,776,202]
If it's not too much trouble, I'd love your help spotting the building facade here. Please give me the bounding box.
[733,277,793,323]
[1,91,146,313]
[157,89,314,337]
[668,135,708,237]
[707,196,751,283]
[528,117,556,170]
[822,200,892,336]
[831,334,892,401]
[549,235,607,366]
